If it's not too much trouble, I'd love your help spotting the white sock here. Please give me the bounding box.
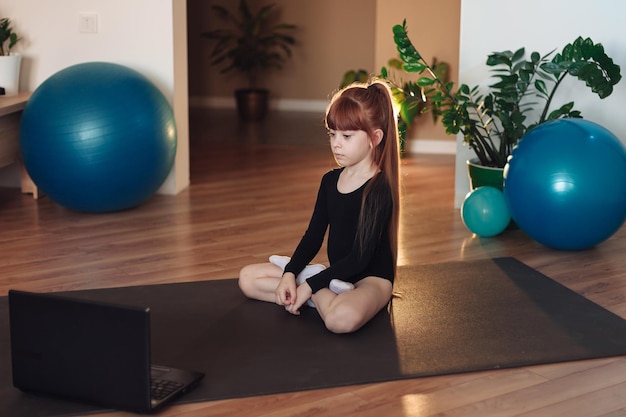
[269,255,326,308]
[268,255,290,270]
[329,279,355,294]
[270,256,354,296]
[295,264,326,286]
[269,255,326,283]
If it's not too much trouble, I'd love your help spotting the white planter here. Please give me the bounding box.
[0,54,22,96]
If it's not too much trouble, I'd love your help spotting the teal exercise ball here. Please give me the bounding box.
[20,62,177,213]
[461,186,511,237]
[503,119,626,250]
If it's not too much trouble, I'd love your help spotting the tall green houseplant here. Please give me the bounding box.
[391,20,621,168]
[202,0,297,121]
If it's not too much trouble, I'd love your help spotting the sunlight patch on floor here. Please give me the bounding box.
[401,393,431,415]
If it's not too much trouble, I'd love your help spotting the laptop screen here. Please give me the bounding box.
[9,290,153,412]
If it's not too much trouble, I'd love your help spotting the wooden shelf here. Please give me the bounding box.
[0,91,40,198]
[0,91,31,116]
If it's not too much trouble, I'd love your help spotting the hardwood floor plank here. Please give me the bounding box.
[350,369,548,416]
[436,359,626,417]
[528,357,622,380]
[598,410,626,417]
[515,381,626,417]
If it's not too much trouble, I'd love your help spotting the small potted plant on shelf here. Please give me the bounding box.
[202,0,297,121]
[0,17,22,96]
[0,17,20,55]
[390,20,621,189]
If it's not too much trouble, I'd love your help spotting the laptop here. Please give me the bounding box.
[8,289,205,413]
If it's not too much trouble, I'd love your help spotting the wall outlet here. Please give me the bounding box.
[79,13,98,34]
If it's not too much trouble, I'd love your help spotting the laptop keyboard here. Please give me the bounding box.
[151,378,184,400]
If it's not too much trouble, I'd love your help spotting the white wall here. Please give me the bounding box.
[455,0,626,206]
[0,0,189,195]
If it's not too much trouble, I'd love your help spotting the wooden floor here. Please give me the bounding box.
[2,108,626,416]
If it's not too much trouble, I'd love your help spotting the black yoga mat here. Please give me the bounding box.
[2,257,626,417]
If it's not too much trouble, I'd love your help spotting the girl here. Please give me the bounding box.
[238,80,400,334]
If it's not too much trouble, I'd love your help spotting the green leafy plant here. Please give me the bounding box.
[339,69,369,89]
[381,56,449,144]
[202,0,297,89]
[0,18,20,56]
[391,20,621,168]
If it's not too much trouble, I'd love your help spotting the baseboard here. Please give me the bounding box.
[408,139,456,155]
[189,96,234,109]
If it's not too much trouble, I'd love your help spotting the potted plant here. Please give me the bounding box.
[339,58,449,156]
[381,57,449,155]
[202,0,297,121]
[390,20,621,189]
[0,17,22,96]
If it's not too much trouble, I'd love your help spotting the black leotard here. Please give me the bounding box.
[284,168,394,293]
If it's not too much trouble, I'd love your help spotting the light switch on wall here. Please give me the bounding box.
[79,13,98,34]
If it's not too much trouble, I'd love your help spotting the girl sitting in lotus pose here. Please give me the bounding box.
[238,80,401,334]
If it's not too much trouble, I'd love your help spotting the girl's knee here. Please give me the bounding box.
[238,264,255,296]
[238,264,253,280]
[323,304,364,334]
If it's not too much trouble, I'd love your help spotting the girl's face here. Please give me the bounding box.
[328,129,377,168]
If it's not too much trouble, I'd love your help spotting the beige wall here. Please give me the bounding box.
[187,0,460,139]
[188,0,377,102]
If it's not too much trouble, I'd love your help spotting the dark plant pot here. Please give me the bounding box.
[466,159,504,190]
[235,88,269,122]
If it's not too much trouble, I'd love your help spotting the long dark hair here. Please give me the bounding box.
[325,80,400,268]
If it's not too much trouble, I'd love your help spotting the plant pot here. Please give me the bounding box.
[0,54,22,96]
[235,88,269,122]
[466,158,504,190]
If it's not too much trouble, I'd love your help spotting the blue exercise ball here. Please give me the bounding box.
[20,62,177,212]
[461,186,511,237]
[504,119,626,250]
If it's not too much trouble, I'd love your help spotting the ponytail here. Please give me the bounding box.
[325,80,401,269]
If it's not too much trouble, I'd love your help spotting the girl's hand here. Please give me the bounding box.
[275,272,297,306]
[285,282,313,315]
